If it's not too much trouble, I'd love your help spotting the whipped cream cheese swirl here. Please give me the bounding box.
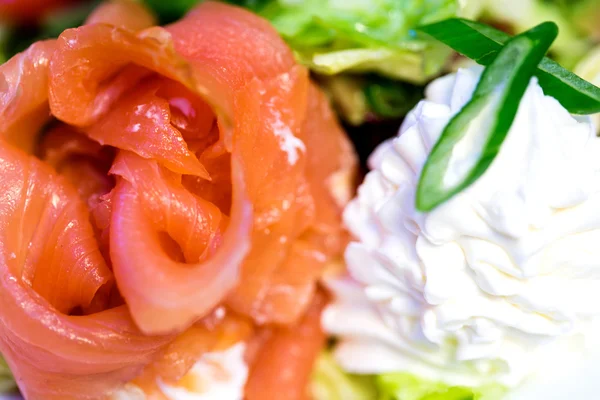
[324,66,600,387]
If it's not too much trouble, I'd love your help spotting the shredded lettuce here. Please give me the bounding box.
[0,24,9,64]
[39,0,102,39]
[479,0,593,69]
[310,352,378,400]
[566,0,600,42]
[0,356,16,393]
[575,45,600,132]
[575,46,600,87]
[143,0,198,23]
[227,0,478,83]
[316,75,371,125]
[317,74,423,125]
[310,351,507,400]
[377,373,506,400]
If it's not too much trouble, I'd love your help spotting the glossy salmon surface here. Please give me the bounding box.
[0,1,356,398]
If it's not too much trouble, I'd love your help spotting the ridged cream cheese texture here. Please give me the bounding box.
[323,66,600,388]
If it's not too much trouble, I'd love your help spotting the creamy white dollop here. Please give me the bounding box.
[324,66,600,388]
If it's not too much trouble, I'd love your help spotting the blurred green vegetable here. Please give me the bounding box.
[142,0,198,23]
[478,0,593,69]
[364,77,423,119]
[377,373,506,400]
[309,351,507,400]
[0,0,101,59]
[575,46,600,88]
[231,0,478,83]
[318,74,423,125]
[574,44,600,133]
[310,352,378,400]
[317,75,371,125]
[570,0,600,41]
[39,0,102,38]
[0,24,9,63]
[0,356,16,393]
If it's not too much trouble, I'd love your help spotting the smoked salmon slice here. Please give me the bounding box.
[245,290,329,400]
[0,143,172,400]
[0,40,56,153]
[0,1,356,398]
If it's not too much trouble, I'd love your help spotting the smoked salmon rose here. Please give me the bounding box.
[0,1,356,398]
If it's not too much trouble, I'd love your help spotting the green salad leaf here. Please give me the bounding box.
[143,0,199,23]
[377,373,506,400]
[364,76,423,119]
[0,24,10,64]
[479,0,591,69]
[230,0,476,84]
[310,352,378,400]
[309,351,507,400]
[39,0,102,39]
[418,18,600,114]
[317,74,423,125]
[0,356,16,393]
[569,0,600,41]
[0,0,102,60]
[416,21,558,211]
[575,46,600,88]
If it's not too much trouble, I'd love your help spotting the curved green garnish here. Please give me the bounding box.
[417,18,600,114]
[416,22,558,212]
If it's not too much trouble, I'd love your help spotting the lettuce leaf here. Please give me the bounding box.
[479,0,592,69]
[310,351,506,400]
[377,373,506,400]
[310,352,378,400]
[0,356,16,393]
[0,24,9,64]
[229,0,477,83]
[317,74,423,125]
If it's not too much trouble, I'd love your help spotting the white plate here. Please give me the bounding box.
[507,350,600,400]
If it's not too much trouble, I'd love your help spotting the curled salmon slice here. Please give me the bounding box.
[0,1,358,398]
[0,40,56,153]
[109,151,251,334]
[86,79,210,178]
[0,144,172,400]
[39,124,116,204]
[226,83,357,324]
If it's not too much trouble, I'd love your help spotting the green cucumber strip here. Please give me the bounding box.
[416,22,558,212]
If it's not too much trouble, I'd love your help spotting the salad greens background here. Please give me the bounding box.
[310,352,506,400]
